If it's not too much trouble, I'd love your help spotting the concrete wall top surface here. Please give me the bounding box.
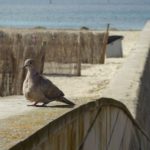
[102,21,150,117]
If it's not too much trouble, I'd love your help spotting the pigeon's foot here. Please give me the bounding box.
[41,103,47,107]
[27,102,49,107]
[27,102,38,107]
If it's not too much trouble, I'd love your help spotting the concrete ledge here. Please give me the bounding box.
[102,21,150,136]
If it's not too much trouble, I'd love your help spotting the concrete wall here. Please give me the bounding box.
[9,98,150,150]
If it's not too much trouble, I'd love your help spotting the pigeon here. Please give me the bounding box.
[23,58,75,107]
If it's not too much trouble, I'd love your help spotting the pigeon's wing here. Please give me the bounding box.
[38,75,64,100]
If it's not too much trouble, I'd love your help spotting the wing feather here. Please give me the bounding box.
[38,75,64,100]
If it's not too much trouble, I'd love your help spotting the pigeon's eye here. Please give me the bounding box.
[30,61,32,65]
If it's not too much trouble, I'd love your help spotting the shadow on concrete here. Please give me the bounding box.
[136,48,150,136]
[27,104,75,108]
[49,105,75,108]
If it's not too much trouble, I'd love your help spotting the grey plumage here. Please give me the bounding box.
[23,59,75,107]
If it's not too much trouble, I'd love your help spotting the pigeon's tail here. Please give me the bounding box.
[58,97,75,106]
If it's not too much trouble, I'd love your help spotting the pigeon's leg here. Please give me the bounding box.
[41,101,50,107]
[41,103,47,107]
[58,97,75,106]
[27,102,39,107]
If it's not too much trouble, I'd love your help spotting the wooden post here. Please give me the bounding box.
[77,32,81,76]
[100,24,109,64]
[40,41,46,73]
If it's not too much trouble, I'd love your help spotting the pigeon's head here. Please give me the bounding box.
[23,59,35,69]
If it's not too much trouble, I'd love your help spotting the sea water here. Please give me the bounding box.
[0,2,150,30]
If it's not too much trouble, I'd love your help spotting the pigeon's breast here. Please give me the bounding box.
[24,86,40,102]
[25,91,34,101]
[23,78,37,102]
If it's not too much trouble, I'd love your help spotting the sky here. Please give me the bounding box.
[0,0,149,5]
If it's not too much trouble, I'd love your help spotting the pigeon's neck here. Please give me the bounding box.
[27,68,38,77]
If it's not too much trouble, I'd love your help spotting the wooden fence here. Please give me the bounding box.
[44,31,81,76]
[43,31,105,75]
[0,30,105,96]
[0,31,46,96]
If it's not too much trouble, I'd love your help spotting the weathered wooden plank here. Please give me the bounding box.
[100,107,107,150]
[82,108,99,150]
[120,118,132,150]
[129,126,140,150]
[107,108,127,150]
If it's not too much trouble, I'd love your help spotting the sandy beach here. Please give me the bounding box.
[46,30,140,100]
